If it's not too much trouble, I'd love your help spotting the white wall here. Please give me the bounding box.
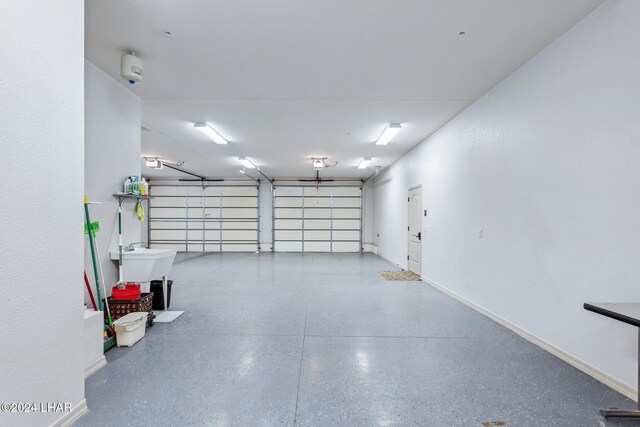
[85,61,141,299]
[373,0,640,395]
[0,1,87,426]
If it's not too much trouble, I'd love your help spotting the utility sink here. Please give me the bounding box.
[110,248,177,283]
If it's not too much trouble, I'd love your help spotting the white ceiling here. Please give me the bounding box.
[86,0,604,180]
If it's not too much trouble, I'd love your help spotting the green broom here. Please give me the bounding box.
[84,196,114,327]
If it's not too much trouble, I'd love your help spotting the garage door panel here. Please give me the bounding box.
[204,230,221,240]
[333,230,360,241]
[187,230,204,241]
[304,219,331,229]
[204,208,221,219]
[224,187,258,197]
[332,198,360,208]
[304,230,330,240]
[204,197,222,208]
[275,219,302,229]
[152,207,186,218]
[275,230,302,240]
[304,187,331,197]
[276,187,303,197]
[222,221,258,230]
[186,222,202,230]
[187,208,204,219]
[274,241,302,252]
[222,208,258,218]
[204,187,222,197]
[151,197,185,208]
[150,187,185,196]
[333,208,360,219]
[222,230,258,241]
[304,242,331,252]
[150,221,183,230]
[150,229,185,240]
[332,219,360,229]
[150,243,186,251]
[187,198,204,208]
[275,208,302,219]
[275,197,303,208]
[332,242,360,252]
[304,208,331,219]
[332,187,361,197]
[223,243,258,252]
[303,197,331,208]
[222,197,257,208]
[183,187,201,196]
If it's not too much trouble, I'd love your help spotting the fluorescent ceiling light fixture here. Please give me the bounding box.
[238,157,255,168]
[375,123,402,145]
[194,122,227,144]
[358,158,372,169]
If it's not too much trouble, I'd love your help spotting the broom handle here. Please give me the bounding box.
[93,233,113,327]
[84,198,103,311]
[84,271,98,311]
[118,204,124,283]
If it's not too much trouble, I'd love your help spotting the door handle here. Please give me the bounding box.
[418,232,421,241]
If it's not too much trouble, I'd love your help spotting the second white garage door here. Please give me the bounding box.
[273,186,362,253]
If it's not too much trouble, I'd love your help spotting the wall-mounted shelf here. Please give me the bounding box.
[113,193,153,206]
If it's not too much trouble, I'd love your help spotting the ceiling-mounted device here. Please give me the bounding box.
[300,170,335,188]
[145,158,163,169]
[143,156,184,169]
[194,122,228,144]
[121,52,143,85]
[375,123,402,145]
[310,157,337,170]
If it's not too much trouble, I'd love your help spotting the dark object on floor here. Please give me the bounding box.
[380,270,421,281]
[481,422,506,426]
[151,280,172,310]
[106,292,154,327]
[103,335,116,352]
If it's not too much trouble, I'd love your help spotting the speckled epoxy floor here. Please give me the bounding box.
[80,253,638,426]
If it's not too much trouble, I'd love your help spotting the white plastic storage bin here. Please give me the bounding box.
[114,312,148,347]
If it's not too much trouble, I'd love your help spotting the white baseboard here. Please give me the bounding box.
[421,276,637,401]
[376,252,406,269]
[259,242,273,252]
[84,355,106,379]
[49,399,88,427]
[362,243,377,254]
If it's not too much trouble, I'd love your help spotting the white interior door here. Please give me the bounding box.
[408,186,422,275]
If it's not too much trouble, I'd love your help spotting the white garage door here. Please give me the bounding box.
[148,184,259,252]
[273,186,362,252]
